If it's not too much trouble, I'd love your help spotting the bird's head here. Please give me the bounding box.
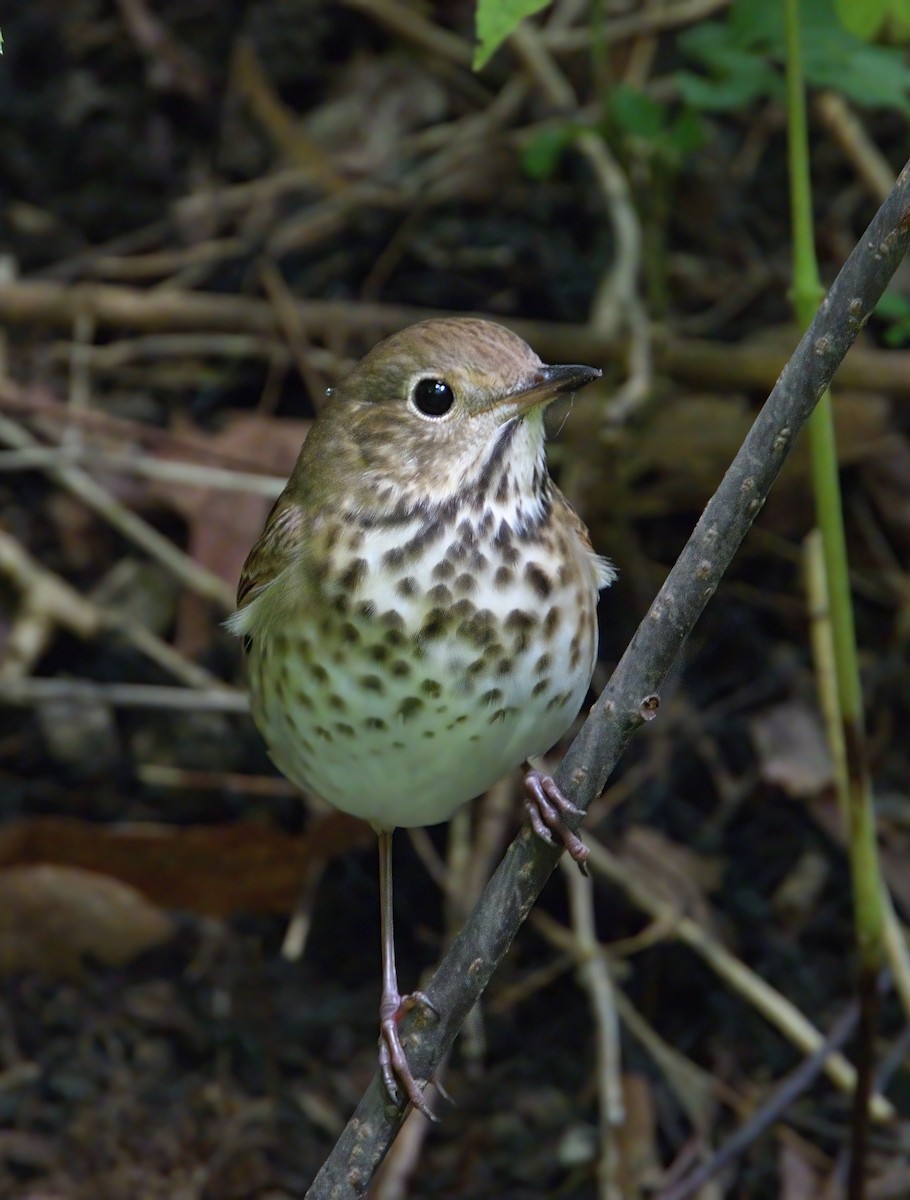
[293,317,601,519]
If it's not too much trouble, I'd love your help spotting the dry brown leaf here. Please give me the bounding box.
[619,392,890,524]
[779,1139,821,1200]
[150,413,309,653]
[615,1074,661,1196]
[770,849,830,923]
[749,701,834,798]
[0,865,174,979]
[158,413,309,584]
[0,812,370,917]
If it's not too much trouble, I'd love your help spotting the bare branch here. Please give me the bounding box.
[304,162,910,1200]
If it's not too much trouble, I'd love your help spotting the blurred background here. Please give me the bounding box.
[0,1,909,1196]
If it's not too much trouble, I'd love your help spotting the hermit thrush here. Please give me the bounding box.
[230,318,613,1117]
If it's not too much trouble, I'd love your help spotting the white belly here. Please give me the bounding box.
[248,569,598,829]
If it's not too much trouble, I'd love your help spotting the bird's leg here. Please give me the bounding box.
[376,829,439,1121]
[523,767,590,869]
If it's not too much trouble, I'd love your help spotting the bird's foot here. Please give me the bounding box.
[379,990,440,1121]
[523,769,590,871]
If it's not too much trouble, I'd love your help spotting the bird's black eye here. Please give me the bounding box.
[412,378,455,417]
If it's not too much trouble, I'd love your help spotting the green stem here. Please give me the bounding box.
[785,3,821,319]
[784,1,886,1195]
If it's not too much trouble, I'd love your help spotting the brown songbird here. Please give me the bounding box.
[230,317,613,1117]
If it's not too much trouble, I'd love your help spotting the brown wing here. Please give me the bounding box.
[235,494,307,609]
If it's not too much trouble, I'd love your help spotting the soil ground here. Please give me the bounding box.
[0,3,909,1197]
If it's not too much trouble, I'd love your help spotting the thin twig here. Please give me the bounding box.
[0,530,221,690]
[655,983,881,1200]
[508,22,652,417]
[4,281,910,395]
[0,445,285,497]
[0,678,247,712]
[50,331,292,367]
[543,0,732,52]
[584,835,890,1117]
[0,381,297,471]
[342,0,473,67]
[303,159,910,1200]
[815,92,894,203]
[533,909,725,1134]
[562,859,624,1199]
[0,412,235,609]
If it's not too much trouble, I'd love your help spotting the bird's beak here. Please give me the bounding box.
[490,363,602,420]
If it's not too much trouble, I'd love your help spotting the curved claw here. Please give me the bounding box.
[396,990,439,1022]
[378,992,440,1121]
[524,769,590,871]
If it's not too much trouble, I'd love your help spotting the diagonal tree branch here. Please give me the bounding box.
[305,159,910,1200]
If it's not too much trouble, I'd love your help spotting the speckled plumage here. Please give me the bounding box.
[230,317,612,1116]
[230,318,613,830]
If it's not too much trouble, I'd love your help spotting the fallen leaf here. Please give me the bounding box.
[617,392,890,526]
[0,812,371,917]
[615,1074,661,1196]
[149,413,309,654]
[779,1138,821,1200]
[159,413,309,583]
[770,849,830,923]
[0,865,174,979]
[749,701,834,798]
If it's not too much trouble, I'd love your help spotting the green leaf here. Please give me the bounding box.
[875,290,910,319]
[676,60,784,111]
[885,0,910,41]
[667,109,705,158]
[606,85,703,164]
[726,0,783,45]
[802,30,910,111]
[474,0,552,70]
[609,85,667,139]
[676,0,910,113]
[521,124,576,179]
[835,0,887,39]
[875,290,910,346]
[882,318,910,346]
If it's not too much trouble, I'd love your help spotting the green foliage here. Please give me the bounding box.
[521,123,580,179]
[676,0,910,113]
[836,0,910,40]
[520,89,703,182]
[474,0,552,69]
[836,0,890,39]
[610,86,666,140]
[609,85,705,164]
[874,290,910,345]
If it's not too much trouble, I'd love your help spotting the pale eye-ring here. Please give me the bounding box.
[412,377,455,417]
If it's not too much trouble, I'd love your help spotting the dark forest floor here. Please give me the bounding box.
[0,2,909,1197]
